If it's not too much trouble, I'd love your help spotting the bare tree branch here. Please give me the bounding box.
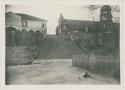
[87,5,120,12]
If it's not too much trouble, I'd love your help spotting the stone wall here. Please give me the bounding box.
[70,32,118,51]
[70,32,99,50]
[6,29,44,47]
[98,33,116,48]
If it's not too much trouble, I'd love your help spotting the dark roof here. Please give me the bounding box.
[101,5,111,11]
[64,19,98,26]
[16,13,47,21]
[6,12,20,17]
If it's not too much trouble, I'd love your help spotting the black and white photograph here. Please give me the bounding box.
[5,4,120,85]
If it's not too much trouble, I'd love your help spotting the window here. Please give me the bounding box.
[85,27,88,32]
[102,11,108,14]
[23,21,27,28]
[43,24,45,28]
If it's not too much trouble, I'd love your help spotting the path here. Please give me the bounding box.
[6,59,119,85]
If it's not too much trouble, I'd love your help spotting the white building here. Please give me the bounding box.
[6,12,47,34]
[6,12,22,30]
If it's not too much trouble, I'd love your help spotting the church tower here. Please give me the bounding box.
[59,13,64,26]
[100,5,113,33]
[58,13,65,36]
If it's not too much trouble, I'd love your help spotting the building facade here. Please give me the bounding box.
[6,12,47,35]
[6,12,22,30]
[56,5,119,37]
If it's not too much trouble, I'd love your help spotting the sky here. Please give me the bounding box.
[6,4,119,34]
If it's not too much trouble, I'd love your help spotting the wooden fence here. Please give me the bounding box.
[72,52,120,76]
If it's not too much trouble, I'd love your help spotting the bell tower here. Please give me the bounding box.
[59,13,64,26]
[100,5,113,33]
[59,13,64,36]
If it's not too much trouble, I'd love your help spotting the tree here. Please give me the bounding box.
[86,5,120,22]
[87,5,120,13]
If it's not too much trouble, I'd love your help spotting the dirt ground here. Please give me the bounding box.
[6,59,119,85]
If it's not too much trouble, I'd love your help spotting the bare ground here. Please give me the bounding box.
[6,59,119,85]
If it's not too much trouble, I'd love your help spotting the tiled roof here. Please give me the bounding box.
[64,19,99,26]
[16,13,47,21]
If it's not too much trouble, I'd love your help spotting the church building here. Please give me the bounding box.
[56,5,119,37]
